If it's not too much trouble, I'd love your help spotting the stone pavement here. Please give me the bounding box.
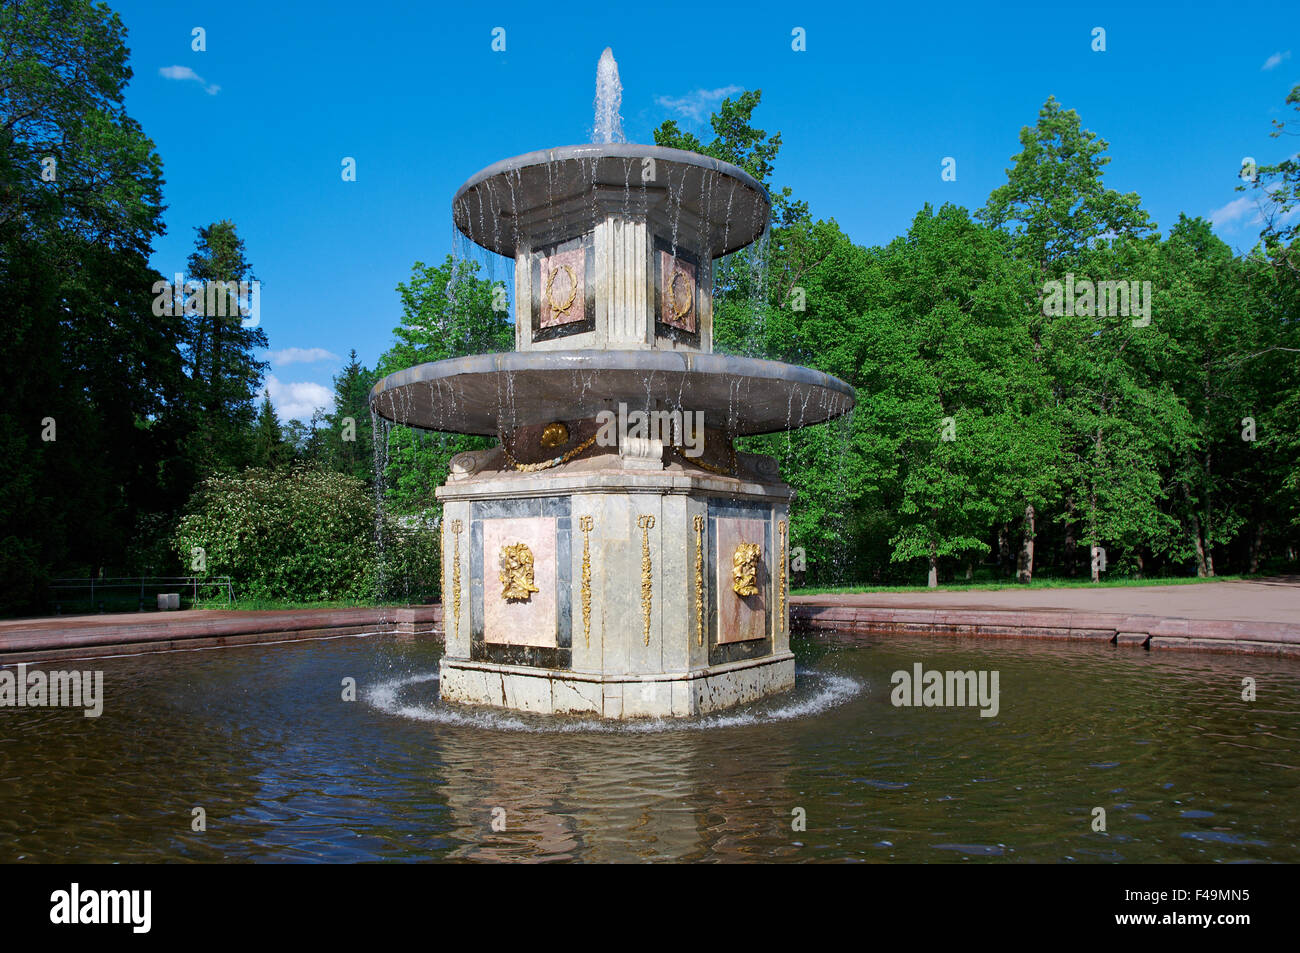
[791,578,1300,658]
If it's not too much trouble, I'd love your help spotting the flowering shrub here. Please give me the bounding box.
[173,467,427,602]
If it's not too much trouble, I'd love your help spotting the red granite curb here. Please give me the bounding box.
[790,601,1300,658]
[0,606,442,665]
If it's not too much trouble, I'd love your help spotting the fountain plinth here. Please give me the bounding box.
[372,136,854,718]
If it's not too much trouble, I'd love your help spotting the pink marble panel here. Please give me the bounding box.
[659,251,697,333]
[539,248,586,327]
[715,517,767,644]
[483,517,558,647]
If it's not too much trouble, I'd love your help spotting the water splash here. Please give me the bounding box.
[368,670,863,733]
[592,47,624,144]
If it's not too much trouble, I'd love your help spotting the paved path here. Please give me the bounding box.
[792,578,1300,658]
[795,578,1300,624]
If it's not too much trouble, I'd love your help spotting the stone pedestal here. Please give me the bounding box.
[436,447,794,718]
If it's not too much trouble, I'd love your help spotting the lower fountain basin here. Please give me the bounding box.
[370,349,855,436]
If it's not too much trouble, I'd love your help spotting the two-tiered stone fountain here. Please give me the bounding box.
[371,52,854,718]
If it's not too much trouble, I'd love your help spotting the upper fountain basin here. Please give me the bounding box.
[453,144,771,259]
[370,349,854,436]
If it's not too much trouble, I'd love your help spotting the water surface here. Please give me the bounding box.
[1,633,1296,862]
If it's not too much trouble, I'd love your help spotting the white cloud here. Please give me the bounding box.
[265,374,333,422]
[269,347,339,366]
[655,85,744,123]
[1262,50,1291,71]
[1209,183,1299,233]
[1209,196,1258,228]
[159,64,220,95]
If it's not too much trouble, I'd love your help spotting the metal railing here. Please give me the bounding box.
[48,576,235,614]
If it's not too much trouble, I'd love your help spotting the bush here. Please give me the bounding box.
[173,467,379,602]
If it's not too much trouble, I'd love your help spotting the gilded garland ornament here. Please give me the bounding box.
[666,431,738,477]
[499,542,540,601]
[778,520,788,631]
[637,514,655,646]
[693,514,705,646]
[449,520,463,640]
[732,541,761,597]
[545,263,578,316]
[578,515,594,648]
[501,431,598,472]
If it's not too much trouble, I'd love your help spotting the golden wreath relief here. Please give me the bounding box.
[499,542,541,601]
[731,542,761,597]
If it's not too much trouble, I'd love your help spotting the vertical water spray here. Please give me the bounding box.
[592,47,624,144]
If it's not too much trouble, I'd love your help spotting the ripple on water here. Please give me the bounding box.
[366,669,864,733]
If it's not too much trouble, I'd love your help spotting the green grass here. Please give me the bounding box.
[190,596,415,612]
[793,574,1249,596]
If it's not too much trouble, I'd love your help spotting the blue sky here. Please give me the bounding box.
[113,0,1299,421]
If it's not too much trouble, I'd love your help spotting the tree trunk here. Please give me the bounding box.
[928,542,938,589]
[1017,503,1035,584]
[965,561,973,581]
[1204,448,1215,577]
[1249,522,1265,574]
[1183,480,1207,577]
[1064,494,1077,577]
[1190,510,1208,578]
[1089,486,1100,583]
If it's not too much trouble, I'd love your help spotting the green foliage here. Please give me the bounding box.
[1241,83,1300,258]
[173,468,377,601]
[705,91,1297,587]
[375,255,512,517]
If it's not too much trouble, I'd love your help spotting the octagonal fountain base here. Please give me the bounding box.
[435,445,797,719]
[439,655,795,718]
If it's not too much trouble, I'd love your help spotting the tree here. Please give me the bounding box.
[0,0,185,612]
[1240,83,1300,275]
[179,220,269,476]
[869,206,1053,585]
[251,393,290,468]
[981,97,1162,580]
[981,96,1155,270]
[321,349,377,483]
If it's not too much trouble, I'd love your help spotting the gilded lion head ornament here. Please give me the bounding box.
[732,542,761,597]
[500,542,541,601]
